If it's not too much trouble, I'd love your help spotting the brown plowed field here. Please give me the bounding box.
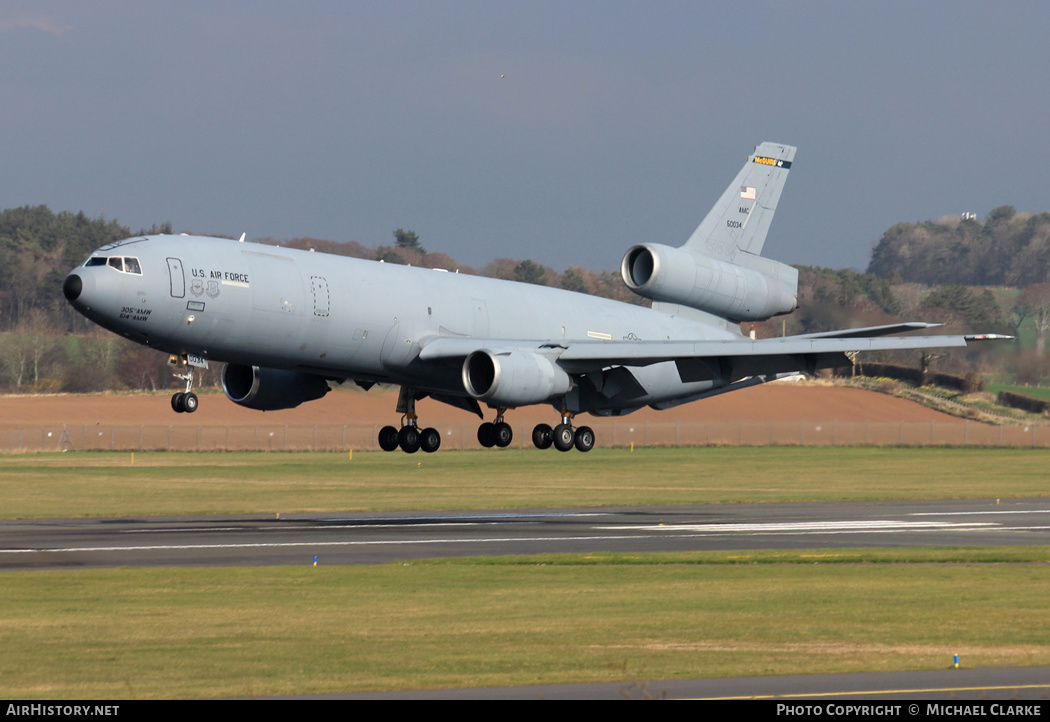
[2,383,961,427]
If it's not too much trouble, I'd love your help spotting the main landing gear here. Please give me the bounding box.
[477,408,513,448]
[375,390,595,453]
[532,411,594,453]
[377,422,441,454]
[169,354,198,414]
[378,387,441,454]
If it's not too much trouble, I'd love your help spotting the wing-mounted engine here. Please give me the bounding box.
[222,363,330,411]
[621,243,798,322]
[462,350,573,407]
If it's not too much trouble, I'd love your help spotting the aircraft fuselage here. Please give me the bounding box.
[64,234,739,414]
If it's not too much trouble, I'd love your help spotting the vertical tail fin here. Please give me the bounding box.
[624,142,799,324]
[683,142,795,257]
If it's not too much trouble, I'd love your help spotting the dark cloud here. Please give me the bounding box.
[2,2,1048,273]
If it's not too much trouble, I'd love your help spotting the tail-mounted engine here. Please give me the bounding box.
[222,363,330,411]
[621,243,797,322]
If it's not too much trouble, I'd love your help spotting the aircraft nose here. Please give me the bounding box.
[63,273,83,301]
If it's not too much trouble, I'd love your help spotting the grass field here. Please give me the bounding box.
[987,382,1050,403]
[1,447,1049,519]
[3,549,1049,699]
[3,447,1049,698]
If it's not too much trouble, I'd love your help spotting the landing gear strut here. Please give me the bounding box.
[378,387,441,454]
[477,407,513,448]
[533,410,594,452]
[169,354,198,414]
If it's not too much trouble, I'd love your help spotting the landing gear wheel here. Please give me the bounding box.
[493,422,513,448]
[420,427,441,453]
[182,392,198,413]
[171,392,185,413]
[553,423,575,452]
[574,425,595,452]
[477,422,497,448]
[532,423,553,449]
[398,426,421,454]
[378,425,400,452]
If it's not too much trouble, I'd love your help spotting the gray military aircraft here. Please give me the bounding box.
[62,142,1001,453]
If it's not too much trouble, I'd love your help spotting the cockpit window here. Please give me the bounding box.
[84,256,142,275]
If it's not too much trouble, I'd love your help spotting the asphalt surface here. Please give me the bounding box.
[5,498,1048,700]
[318,666,1050,700]
[2,497,1049,570]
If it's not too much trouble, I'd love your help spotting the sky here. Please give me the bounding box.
[3,1,1049,273]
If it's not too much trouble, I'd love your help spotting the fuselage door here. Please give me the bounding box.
[167,257,185,298]
[311,276,330,317]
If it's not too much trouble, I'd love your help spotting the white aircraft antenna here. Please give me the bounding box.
[238,233,246,243]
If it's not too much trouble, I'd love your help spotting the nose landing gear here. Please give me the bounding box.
[171,391,199,413]
[169,354,199,414]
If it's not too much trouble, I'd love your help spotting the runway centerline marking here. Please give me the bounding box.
[4,524,1046,556]
[596,520,1000,533]
[119,522,519,534]
[909,509,1050,516]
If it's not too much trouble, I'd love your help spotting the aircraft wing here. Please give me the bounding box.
[419,332,1006,384]
[787,322,942,339]
[554,334,985,382]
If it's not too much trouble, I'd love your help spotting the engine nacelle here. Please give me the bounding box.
[221,363,330,411]
[462,350,573,407]
[621,243,797,322]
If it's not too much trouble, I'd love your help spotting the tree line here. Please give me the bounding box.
[868,205,1050,286]
[1,204,1049,394]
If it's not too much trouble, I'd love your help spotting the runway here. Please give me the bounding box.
[5,498,1048,701]
[322,666,1050,700]
[2,497,1049,570]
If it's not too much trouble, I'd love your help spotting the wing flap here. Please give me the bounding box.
[675,351,854,383]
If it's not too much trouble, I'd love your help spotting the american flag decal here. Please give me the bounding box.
[740,186,756,200]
